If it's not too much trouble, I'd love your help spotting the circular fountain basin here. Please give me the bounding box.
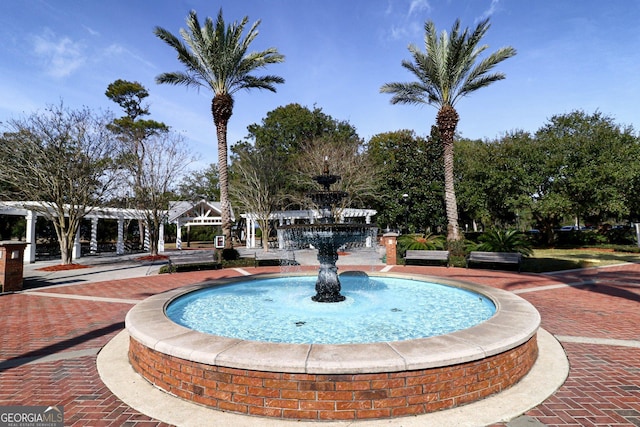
[165,275,496,344]
[126,272,540,421]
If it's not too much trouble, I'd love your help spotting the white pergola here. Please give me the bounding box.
[242,208,377,249]
[0,200,237,262]
[0,201,149,263]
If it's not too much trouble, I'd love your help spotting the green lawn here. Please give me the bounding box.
[522,248,640,273]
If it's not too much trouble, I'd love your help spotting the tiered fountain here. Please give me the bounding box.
[277,159,377,302]
[123,160,541,422]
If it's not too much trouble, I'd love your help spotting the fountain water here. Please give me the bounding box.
[277,159,377,302]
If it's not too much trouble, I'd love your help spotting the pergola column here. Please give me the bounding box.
[90,217,98,254]
[245,216,256,249]
[278,216,284,249]
[176,221,182,250]
[365,214,372,248]
[144,225,150,251]
[24,210,36,263]
[158,223,165,253]
[116,214,125,255]
[250,217,256,248]
[244,219,249,248]
[72,227,82,260]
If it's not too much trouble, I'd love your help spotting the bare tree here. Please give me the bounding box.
[229,145,285,252]
[292,137,382,214]
[0,103,119,264]
[135,131,194,255]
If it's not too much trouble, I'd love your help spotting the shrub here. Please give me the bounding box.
[475,229,533,256]
[397,233,445,255]
[220,248,240,261]
[447,238,475,257]
[604,228,636,245]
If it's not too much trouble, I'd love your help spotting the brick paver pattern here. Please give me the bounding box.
[1,264,639,426]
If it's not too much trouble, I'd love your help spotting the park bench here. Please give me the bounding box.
[167,251,221,272]
[254,250,297,267]
[404,250,450,267]
[465,251,522,272]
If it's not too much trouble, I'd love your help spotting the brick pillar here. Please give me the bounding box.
[382,232,399,265]
[0,242,28,293]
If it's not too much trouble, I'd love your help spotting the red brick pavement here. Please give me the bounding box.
[0,264,639,426]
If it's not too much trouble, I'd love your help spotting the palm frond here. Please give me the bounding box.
[381,17,515,109]
[155,8,284,98]
[398,233,446,254]
[476,229,533,256]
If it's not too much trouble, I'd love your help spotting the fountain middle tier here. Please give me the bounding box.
[278,222,378,302]
[278,223,377,248]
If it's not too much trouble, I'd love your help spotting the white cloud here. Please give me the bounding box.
[478,0,500,21]
[384,0,394,16]
[31,29,85,78]
[83,25,100,37]
[102,43,157,70]
[390,21,423,41]
[385,0,429,42]
[408,0,431,17]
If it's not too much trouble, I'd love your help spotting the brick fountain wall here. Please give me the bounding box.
[129,334,538,421]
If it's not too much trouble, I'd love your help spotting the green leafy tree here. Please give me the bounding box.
[454,138,493,230]
[456,112,640,245]
[154,9,285,249]
[381,18,516,243]
[177,163,220,202]
[105,79,169,141]
[534,111,637,227]
[249,103,359,156]
[105,79,169,246]
[367,129,445,233]
[456,131,537,231]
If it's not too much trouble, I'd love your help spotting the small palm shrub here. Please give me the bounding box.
[475,229,533,256]
[397,233,445,256]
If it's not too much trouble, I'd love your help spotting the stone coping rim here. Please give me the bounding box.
[125,271,540,374]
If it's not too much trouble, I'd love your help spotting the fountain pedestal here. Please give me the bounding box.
[313,245,345,302]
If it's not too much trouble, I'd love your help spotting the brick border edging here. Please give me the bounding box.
[129,335,538,421]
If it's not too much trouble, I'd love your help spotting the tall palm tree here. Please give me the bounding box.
[381,18,515,243]
[154,9,284,249]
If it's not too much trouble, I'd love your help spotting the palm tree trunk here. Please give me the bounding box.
[212,95,234,249]
[215,123,233,249]
[437,105,461,242]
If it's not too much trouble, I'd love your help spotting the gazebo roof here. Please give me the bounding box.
[168,199,234,226]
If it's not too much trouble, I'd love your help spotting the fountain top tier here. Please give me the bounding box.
[315,157,340,191]
[309,157,348,222]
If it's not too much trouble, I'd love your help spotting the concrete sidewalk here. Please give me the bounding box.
[21,246,386,288]
[22,253,165,289]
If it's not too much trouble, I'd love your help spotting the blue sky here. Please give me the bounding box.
[1,0,639,169]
